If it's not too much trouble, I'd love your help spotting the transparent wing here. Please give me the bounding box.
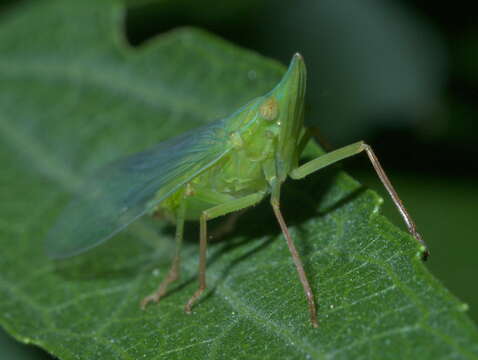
[46,120,231,259]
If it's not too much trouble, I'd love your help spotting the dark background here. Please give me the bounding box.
[1,0,476,357]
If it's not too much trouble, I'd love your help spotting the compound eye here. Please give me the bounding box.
[259,96,279,121]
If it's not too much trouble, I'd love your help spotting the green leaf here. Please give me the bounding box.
[0,1,477,359]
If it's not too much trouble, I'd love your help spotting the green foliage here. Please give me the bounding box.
[0,1,477,359]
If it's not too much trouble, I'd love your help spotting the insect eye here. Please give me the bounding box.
[259,96,279,121]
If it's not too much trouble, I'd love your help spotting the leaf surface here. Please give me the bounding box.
[0,1,477,359]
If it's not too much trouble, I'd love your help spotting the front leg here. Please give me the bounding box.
[184,191,266,313]
[270,181,318,328]
[290,141,429,259]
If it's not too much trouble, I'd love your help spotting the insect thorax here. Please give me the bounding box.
[157,99,282,221]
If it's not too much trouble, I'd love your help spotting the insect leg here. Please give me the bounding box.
[140,199,187,309]
[184,191,266,314]
[271,183,318,328]
[290,141,429,260]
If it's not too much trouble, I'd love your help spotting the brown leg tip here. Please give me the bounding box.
[140,294,160,310]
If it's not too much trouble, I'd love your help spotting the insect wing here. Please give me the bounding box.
[46,121,230,258]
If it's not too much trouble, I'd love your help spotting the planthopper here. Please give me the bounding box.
[46,54,428,328]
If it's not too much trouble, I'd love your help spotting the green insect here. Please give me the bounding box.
[47,54,428,327]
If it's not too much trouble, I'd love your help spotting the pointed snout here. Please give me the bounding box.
[268,53,307,181]
[279,53,306,94]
